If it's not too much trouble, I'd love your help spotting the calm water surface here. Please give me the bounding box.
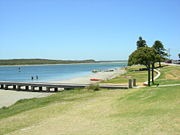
[0,62,127,82]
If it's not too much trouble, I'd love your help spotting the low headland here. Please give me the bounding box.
[0,59,127,66]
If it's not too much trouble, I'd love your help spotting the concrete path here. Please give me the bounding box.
[143,68,161,85]
[152,84,180,87]
[162,62,180,66]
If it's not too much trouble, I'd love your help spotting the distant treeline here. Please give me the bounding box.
[0,59,96,65]
[0,59,127,65]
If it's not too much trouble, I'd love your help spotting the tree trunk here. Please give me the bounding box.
[151,63,154,84]
[159,61,161,67]
[147,63,151,86]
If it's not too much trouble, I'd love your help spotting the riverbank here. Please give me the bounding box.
[0,68,126,108]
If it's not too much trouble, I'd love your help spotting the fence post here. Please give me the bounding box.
[133,79,136,86]
[128,79,132,88]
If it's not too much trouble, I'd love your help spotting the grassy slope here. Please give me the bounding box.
[103,64,180,85]
[0,87,179,135]
[155,65,180,85]
[0,65,179,135]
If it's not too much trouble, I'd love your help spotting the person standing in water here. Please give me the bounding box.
[31,76,34,80]
[36,75,38,80]
[18,67,21,72]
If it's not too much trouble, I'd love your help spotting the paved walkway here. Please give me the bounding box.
[152,84,180,87]
[161,62,180,66]
[143,68,161,85]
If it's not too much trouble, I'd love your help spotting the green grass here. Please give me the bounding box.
[0,89,94,120]
[103,64,180,85]
[0,86,179,135]
[155,65,180,85]
[103,65,149,83]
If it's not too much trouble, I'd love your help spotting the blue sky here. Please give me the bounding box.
[0,0,180,60]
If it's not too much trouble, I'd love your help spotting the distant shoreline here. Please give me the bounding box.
[0,59,127,67]
[0,62,127,67]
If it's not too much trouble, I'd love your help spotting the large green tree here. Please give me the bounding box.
[128,47,157,86]
[152,40,167,67]
[136,36,147,49]
[178,53,180,59]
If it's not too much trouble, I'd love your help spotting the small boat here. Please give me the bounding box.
[105,69,115,72]
[90,78,102,81]
[92,70,101,73]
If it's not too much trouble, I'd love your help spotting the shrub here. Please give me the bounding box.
[86,84,100,91]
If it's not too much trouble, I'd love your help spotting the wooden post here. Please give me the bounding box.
[54,88,58,92]
[133,79,136,86]
[13,85,16,89]
[25,86,29,90]
[0,84,4,89]
[128,79,132,88]
[39,87,42,91]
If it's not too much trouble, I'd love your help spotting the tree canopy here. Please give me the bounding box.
[152,40,167,67]
[136,36,147,49]
[128,47,157,67]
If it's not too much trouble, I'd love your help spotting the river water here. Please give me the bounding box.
[0,62,127,82]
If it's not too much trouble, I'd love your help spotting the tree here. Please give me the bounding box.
[128,47,157,86]
[152,40,167,67]
[136,36,147,49]
[178,53,180,59]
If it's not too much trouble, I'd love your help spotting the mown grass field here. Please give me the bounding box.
[0,64,179,135]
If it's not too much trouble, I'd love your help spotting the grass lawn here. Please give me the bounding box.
[0,86,179,135]
[102,65,153,84]
[0,64,179,135]
[155,65,180,85]
[103,64,180,85]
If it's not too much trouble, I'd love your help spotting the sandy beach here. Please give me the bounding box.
[0,68,126,108]
[0,90,53,108]
[53,68,126,84]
